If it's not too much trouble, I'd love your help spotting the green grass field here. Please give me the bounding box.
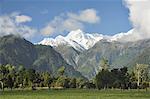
[1,89,150,99]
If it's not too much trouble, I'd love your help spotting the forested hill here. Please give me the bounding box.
[0,35,84,79]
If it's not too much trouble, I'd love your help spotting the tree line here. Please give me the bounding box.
[0,64,94,90]
[0,58,150,91]
[95,58,150,90]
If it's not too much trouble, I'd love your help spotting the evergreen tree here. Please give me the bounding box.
[100,58,109,71]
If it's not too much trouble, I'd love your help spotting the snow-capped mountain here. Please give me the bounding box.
[38,29,133,51]
[110,29,134,42]
[38,29,104,51]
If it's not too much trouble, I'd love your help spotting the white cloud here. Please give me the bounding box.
[63,19,84,31]
[122,0,150,41]
[41,25,54,36]
[41,9,100,36]
[0,12,37,39]
[15,15,32,23]
[68,9,100,23]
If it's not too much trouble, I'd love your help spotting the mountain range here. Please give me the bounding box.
[0,30,150,79]
[38,29,150,79]
[0,35,84,79]
[38,29,134,51]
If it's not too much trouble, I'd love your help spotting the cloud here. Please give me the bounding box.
[15,15,32,23]
[41,25,54,36]
[63,18,84,31]
[0,12,37,39]
[122,0,150,41]
[41,9,100,36]
[68,9,100,24]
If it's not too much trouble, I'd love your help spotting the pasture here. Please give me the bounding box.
[1,89,150,99]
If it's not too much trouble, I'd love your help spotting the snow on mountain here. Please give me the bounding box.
[38,29,133,51]
[38,29,105,51]
[110,29,134,41]
[66,29,105,50]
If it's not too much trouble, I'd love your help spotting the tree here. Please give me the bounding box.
[55,76,66,88]
[6,64,16,89]
[134,64,149,87]
[119,67,129,89]
[0,65,7,90]
[96,58,112,89]
[0,65,13,90]
[0,65,9,76]
[55,66,71,88]
[100,58,109,71]
[95,69,113,89]
[111,68,120,88]
[16,65,26,88]
[58,66,65,76]
[76,78,86,88]
[42,72,51,87]
[26,69,37,89]
[6,75,14,90]
[69,78,76,88]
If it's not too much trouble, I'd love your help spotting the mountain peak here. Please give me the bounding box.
[38,29,134,51]
[66,29,84,40]
[38,29,105,51]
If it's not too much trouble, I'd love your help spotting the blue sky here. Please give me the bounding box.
[0,0,132,43]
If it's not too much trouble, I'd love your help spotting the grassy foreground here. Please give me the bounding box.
[0,89,150,99]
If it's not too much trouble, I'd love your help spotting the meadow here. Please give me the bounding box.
[1,89,150,99]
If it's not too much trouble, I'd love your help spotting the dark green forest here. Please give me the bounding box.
[0,58,149,91]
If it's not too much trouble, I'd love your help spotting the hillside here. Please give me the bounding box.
[0,35,84,78]
[54,45,81,69]
[76,39,150,79]
[51,39,150,79]
[0,35,37,68]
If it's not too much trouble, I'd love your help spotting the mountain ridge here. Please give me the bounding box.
[0,35,85,79]
[38,29,150,79]
[38,29,135,51]
[1,34,150,80]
